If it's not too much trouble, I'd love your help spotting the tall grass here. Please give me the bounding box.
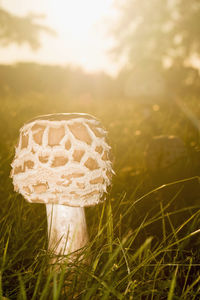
[0,93,200,299]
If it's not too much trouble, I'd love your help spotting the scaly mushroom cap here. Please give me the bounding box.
[11,113,113,207]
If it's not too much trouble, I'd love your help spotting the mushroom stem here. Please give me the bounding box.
[46,204,88,259]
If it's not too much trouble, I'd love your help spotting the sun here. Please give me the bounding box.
[47,0,113,37]
[0,0,120,75]
[43,0,119,74]
[39,0,118,73]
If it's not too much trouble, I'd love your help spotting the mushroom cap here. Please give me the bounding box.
[11,113,113,207]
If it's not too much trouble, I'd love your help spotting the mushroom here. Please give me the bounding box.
[11,113,113,261]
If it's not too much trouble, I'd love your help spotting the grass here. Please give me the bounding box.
[0,92,200,299]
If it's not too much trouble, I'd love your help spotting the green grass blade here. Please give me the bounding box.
[18,274,27,300]
[167,265,178,300]
[31,270,43,300]
[107,199,113,254]
[182,274,200,298]
[39,273,53,300]
[0,271,3,300]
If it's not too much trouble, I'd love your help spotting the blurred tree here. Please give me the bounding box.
[112,0,200,96]
[0,8,56,50]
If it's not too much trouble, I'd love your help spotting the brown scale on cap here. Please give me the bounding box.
[73,149,85,162]
[33,183,48,193]
[61,173,84,180]
[39,156,49,163]
[51,156,68,167]
[95,145,103,154]
[21,133,29,149]
[56,180,72,187]
[70,191,80,198]
[24,160,34,170]
[76,182,85,189]
[65,140,71,150]
[90,177,104,184]
[48,126,65,146]
[82,190,99,199]
[86,122,104,138]
[23,186,31,194]
[84,157,99,170]
[13,165,24,175]
[102,151,109,161]
[52,189,63,195]
[13,160,34,175]
[68,122,92,145]
[32,124,45,145]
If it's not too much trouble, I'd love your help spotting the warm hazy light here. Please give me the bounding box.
[48,1,111,36]
[1,0,121,75]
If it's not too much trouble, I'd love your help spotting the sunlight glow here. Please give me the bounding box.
[48,1,112,36]
[44,0,118,73]
[0,0,121,75]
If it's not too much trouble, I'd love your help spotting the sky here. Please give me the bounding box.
[0,0,123,76]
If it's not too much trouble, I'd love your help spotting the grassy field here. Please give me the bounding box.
[0,92,200,299]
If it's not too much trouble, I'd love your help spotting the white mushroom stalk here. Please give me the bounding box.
[11,113,113,260]
[46,204,88,258]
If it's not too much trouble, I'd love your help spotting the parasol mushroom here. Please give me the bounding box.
[11,113,113,261]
